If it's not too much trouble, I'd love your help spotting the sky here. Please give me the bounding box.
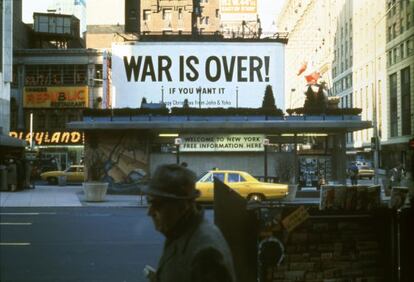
[23,0,285,30]
[23,0,55,23]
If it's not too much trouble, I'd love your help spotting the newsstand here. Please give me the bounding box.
[214,180,413,282]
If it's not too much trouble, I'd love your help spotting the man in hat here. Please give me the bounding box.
[142,164,236,282]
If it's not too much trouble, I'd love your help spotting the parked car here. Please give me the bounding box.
[195,170,288,202]
[40,165,84,184]
[30,157,60,179]
[358,165,374,179]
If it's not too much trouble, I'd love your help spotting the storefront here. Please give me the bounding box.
[8,130,84,176]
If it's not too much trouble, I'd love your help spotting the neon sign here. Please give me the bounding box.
[9,131,84,145]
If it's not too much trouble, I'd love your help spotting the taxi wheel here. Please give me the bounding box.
[47,177,58,185]
[248,194,265,202]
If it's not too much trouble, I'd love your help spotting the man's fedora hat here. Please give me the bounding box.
[142,164,200,199]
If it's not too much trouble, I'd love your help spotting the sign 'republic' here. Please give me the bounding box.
[23,86,88,108]
[111,42,284,109]
[180,134,265,152]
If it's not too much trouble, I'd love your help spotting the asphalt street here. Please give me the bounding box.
[0,207,214,282]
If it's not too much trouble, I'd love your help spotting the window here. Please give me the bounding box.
[143,10,151,21]
[392,0,396,15]
[392,23,397,38]
[162,9,172,21]
[400,43,405,59]
[75,65,87,85]
[67,166,77,172]
[400,18,404,33]
[408,38,414,55]
[94,64,103,86]
[228,173,246,183]
[216,9,219,18]
[387,26,392,41]
[401,67,411,135]
[178,8,183,20]
[213,173,225,182]
[389,73,398,137]
[38,65,49,85]
[63,65,74,84]
[51,65,62,85]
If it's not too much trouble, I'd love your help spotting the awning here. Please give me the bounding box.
[0,134,28,148]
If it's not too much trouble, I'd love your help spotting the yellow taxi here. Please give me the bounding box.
[40,165,84,185]
[195,170,288,202]
[357,165,375,179]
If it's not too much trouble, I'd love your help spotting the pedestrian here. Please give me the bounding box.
[142,164,236,282]
[390,163,406,187]
[347,162,359,185]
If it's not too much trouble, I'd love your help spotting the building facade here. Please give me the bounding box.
[277,0,335,109]
[140,0,220,35]
[383,0,413,169]
[0,0,13,134]
[47,0,87,37]
[277,0,413,172]
[11,48,103,168]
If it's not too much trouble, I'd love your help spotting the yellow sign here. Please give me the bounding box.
[23,86,88,108]
[9,131,84,145]
[221,0,257,13]
[282,206,309,232]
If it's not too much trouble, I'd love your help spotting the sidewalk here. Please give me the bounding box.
[0,185,146,208]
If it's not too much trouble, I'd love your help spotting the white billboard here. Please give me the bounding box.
[111,42,284,109]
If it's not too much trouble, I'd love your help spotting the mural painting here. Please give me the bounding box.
[85,132,149,192]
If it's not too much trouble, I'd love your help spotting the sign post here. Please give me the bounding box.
[175,138,182,165]
[263,138,269,182]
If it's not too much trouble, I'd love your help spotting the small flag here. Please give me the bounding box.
[297,62,307,76]
[305,71,320,84]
